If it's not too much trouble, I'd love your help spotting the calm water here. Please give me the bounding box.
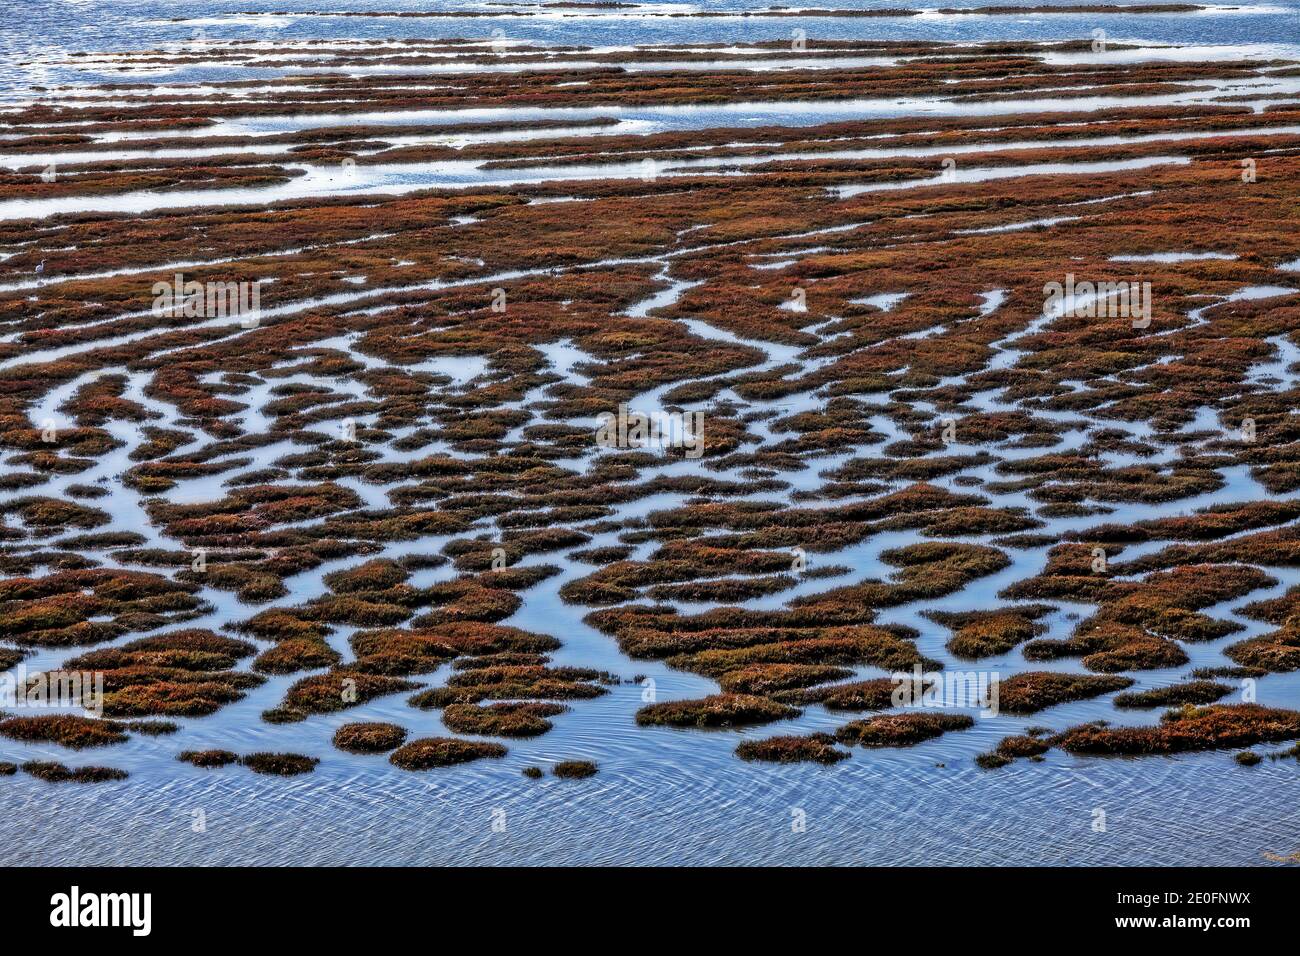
[2,0,1300,865]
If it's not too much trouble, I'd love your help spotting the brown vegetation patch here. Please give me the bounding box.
[717,663,853,697]
[835,712,974,747]
[441,702,566,737]
[0,570,202,648]
[62,629,263,718]
[282,668,419,715]
[240,752,320,776]
[998,672,1135,714]
[1023,622,1189,672]
[736,732,850,764]
[410,664,611,707]
[1224,629,1300,674]
[0,714,128,748]
[21,760,127,783]
[552,759,598,778]
[635,693,799,728]
[332,721,408,753]
[1054,704,1300,754]
[1113,680,1234,708]
[976,733,1051,768]
[801,677,904,711]
[178,749,239,767]
[926,605,1053,658]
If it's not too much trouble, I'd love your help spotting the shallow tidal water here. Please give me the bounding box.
[3,0,1300,866]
